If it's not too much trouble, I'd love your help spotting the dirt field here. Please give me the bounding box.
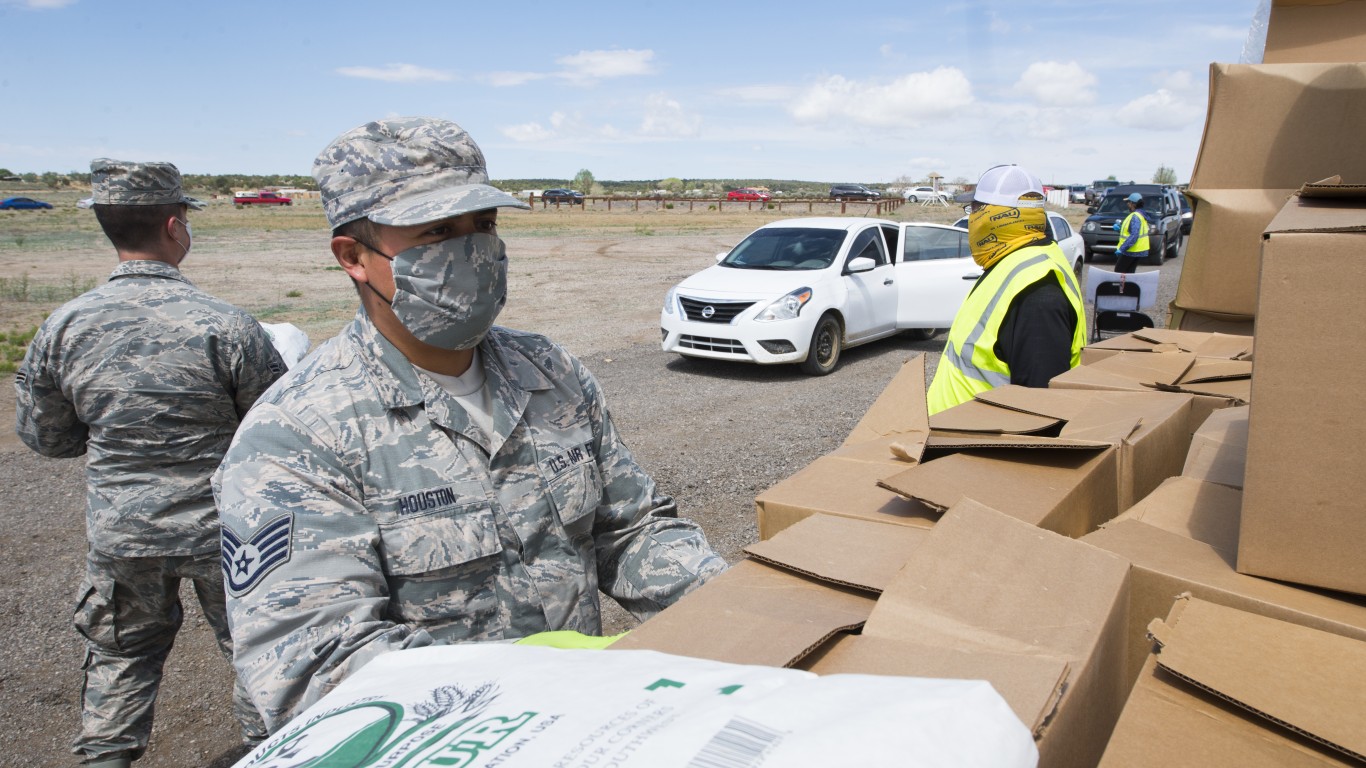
[0,193,1181,766]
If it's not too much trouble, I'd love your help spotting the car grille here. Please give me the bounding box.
[679,297,754,323]
[679,335,746,354]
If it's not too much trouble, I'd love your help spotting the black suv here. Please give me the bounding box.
[541,188,584,204]
[828,184,881,201]
[1080,184,1183,266]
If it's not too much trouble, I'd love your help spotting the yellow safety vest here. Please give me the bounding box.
[926,243,1086,415]
[1119,210,1149,254]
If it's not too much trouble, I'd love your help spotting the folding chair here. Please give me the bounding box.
[1086,267,1158,342]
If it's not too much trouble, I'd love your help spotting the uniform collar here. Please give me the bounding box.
[347,310,555,455]
[109,260,193,285]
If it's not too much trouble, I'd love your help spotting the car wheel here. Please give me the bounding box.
[907,195,919,203]
[1165,233,1179,259]
[800,314,843,376]
[904,328,937,342]
[1146,238,1164,266]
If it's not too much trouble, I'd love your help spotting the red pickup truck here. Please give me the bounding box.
[233,190,293,207]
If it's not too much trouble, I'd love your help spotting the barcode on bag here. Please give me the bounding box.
[686,717,785,768]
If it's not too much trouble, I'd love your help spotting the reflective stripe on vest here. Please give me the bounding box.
[927,244,1085,414]
[1120,210,1149,253]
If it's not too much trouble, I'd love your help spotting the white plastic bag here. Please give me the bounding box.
[234,644,1036,768]
[258,322,310,369]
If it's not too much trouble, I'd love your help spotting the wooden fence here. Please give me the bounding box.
[528,196,908,216]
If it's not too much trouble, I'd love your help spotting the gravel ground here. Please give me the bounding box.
[0,212,1184,767]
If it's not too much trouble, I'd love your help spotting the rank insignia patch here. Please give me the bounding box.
[222,514,293,595]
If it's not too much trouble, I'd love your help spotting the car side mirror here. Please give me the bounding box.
[1086,206,1096,214]
[847,256,877,273]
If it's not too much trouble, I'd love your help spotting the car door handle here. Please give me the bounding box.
[883,278,894,285]
[963,273,982,280]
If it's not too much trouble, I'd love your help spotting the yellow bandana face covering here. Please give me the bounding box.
[968,203,1048,269]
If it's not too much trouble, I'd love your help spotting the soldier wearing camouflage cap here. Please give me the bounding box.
[212,117,727,731]
[15,158,285,767]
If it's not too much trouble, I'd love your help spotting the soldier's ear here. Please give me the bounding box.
[331,236,369,284]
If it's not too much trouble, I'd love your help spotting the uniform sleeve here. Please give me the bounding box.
[228,314,287,419]
[212,403,434,731]
[13,322,87,458]
[572,358,727,619]
[996,276,1078,388]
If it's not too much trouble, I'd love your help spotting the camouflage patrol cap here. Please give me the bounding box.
[77,158,206,210]
[313,117,530,229]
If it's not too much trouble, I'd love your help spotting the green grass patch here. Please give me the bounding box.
[0,272,97,302]
[0,325,38,373]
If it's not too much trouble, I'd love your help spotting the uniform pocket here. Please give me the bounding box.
[547,463,604,540]
[73,572,118,650]
[377,505,504,626]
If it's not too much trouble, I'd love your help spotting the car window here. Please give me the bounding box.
[845,227,888,268]
[1048,214,1073,240]
[880,225,900,262]
[722,227,845,270]
[903,226,967,261]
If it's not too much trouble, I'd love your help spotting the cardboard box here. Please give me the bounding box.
[1181,405,1247,489]
[1099,597,1366,767]
[612,513,926,666]
[1240,188,1366,596]
[873,386,1195,536]
[755,356,932,539]
[1176,62,1366,321]
[1050,349,1247,435]
[1264,0,1366,64]
[800,500,1133,768]
[1081,328,1253,366]
[1083,476,1366,686]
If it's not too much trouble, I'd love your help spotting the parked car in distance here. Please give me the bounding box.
[541,188,585,205]
[828,184,881,201]
[1080,184,1183,266]
[661,217,978,375]
[902,186,949,203]
[233,190,293,207]
[0,196,54,210]
[1177,191,1193,235]
[1067,185,1089,204]
[727,188,771,202]
[952,212,1084,285]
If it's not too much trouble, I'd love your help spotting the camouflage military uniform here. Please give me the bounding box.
[13,159,284,764]
[214,311,725,730]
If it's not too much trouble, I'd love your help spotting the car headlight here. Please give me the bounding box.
[1083,221,1096,233]
[663,287,676,315]
[754,287,813,322]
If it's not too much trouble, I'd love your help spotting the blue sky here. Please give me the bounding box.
[1,0,1264,186]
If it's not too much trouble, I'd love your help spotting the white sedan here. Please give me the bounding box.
[902,186,951,203]
[660,217,979,375]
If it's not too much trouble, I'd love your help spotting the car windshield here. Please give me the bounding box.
[720,227,845,270]
[1097,194,1162,215]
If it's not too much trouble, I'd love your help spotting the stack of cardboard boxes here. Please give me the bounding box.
[619,3,1366,764]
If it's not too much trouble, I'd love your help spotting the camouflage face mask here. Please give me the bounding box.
[366,233,508,350]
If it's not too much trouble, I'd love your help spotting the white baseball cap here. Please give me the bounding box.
[958,164,1046,209]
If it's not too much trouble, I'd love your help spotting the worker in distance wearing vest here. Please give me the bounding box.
[926,164,1086,415]
[1112,192,1150,274]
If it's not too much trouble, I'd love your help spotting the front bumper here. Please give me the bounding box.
[660,311,813,365]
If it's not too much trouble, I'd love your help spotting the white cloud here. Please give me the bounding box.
[500,111,624,143]
[3,0,77,8]
[1015,61,1097,106]
[639,93,702,137]
[335,63,454,83]
[1116,88,1205,130]
[556,49,655,84]
[789,68,974,127]
[1154,69,1197,92]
